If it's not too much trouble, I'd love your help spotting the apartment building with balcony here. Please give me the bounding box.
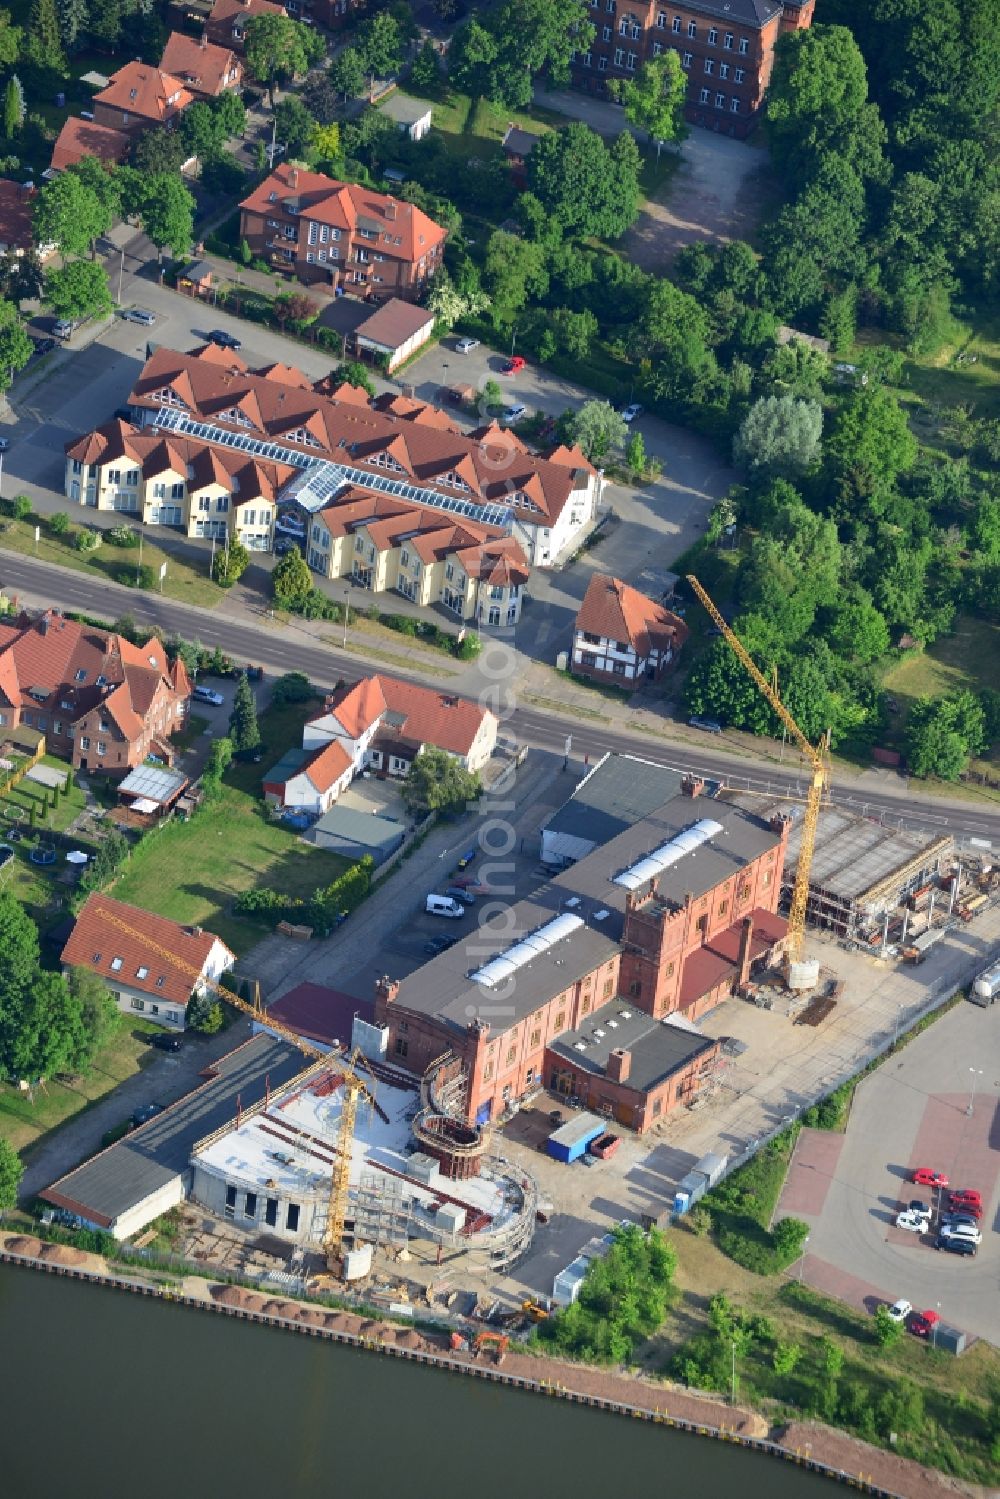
[239,163,448,296]
[572,0,814,137]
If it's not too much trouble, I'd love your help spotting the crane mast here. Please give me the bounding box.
[686,575,828,987]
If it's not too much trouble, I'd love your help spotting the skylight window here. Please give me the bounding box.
[110,957,123,971]
[136,966,149,979]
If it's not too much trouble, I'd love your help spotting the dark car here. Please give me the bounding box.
[33,337,57,356]
[208,329,242,351]
[131,1102,165,1129]
[445,885,476,905]
[424,933,458,955]
[0,843,13,868]
[936,1234,977,1256]
[149,1034,182,1053]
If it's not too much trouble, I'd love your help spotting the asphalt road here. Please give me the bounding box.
[2,549,998,845]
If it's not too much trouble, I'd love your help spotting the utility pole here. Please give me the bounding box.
[342,585,351,649]
[967,1067,983,1117]
[730,1339,737,1406]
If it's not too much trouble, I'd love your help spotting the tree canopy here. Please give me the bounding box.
[527,124,640,241]
[401,746,481,815]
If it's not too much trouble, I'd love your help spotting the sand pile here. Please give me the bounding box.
[5,1235,42,1257]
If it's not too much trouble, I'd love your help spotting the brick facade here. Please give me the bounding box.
[544,1033,722,1133]
[571,0,815,139]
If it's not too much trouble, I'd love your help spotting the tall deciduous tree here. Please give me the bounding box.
[356,9,403,79]
[128,172,195,259]
[34,169,109,256]
[44,258,112,319]
[244,13,324,106]
[65,966,121,1070]
[401,745,481,815]
[228,671,261,753]
[733,395,823,479]
[0,298,33,388]
[328,45,366,102]
[824,385,917,503]
[56,0,84,50]
[527,123,639,240]
[570,400,627,462]
[447,19,497,99]
[212,89,245,139]
[0,8,21,64]
[0,1136,22,1211]
[612,51,687,153]
[410,38,441,95]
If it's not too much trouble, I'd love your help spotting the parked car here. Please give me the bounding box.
[445,885,476,905]
[282,810,311,831]
[275,514,306,537]
[453,877,490,895]
[945,1197,982,1220]
[940,1217,982,1243]
[424,933,458,955]
[911,1167,949,1188]
[895,1210,929,1234]
[502,355,526,375]
[426,893,464,918]
[502,404,527,424]
[688,716,723,734]
[53,319,74,340]
[33,337,57,357]
[886,1298,912,1323]
[937,1234,977,1256]
[121,308,156,326]
[456,337,479,354]
[208,329,242,351]
[948,1188,982,1212]
[909,1309,941,1339]
[906,1199,931,1218]
[274,537,299,555]
[621,403,643,423]
[193,685,224,706]
[149,1034,182,1053]
[589,1133,621,1160]
[131,1102,164,1129]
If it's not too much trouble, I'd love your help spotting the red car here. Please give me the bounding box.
[947,1194,982,1219]
[949,1188,982,1210]
[502,356,526,375]
[911,1168,949,1189]
[909,1309,941,1339]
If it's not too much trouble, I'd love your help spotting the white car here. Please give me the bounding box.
[621,403,643,423]
[886,1298,912,1323]
[895,1211,929,1234]
[940,1220,982,1246]
[192,685,224,707]
[502,404,527,424]
[456,337,479,354]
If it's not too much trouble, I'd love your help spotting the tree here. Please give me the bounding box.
[245,13,324,106]
[303,73,341,123]
[571,400,627,462]
[2,74,23,138]
[229,671,261,753]
[274,94,315,157]
[34,169,110,256]
[67,154,121,227]
[0,1136,21,1212]
[49,509,69,535]
[426,269,489,328]
[447,20,498,99]
[44,259,111,319]
[772,1341,802,1377]
[410,37,441,95]
[212,89,245,140]
[0,969,86,1082]
[0,299,33,389]
[772,1216,809,1259]
[25,0,64,71]
[211,537,250,588]
[401,745,481,815]
[821,586,889,662]
[328,45,366,102]
[64,965,121,1070]
[527,123,639,240]
[734,395,822,479]
[131,126,186,175]
[181,100,226,163]
[272,545,314,610]
[0,8,21,65]
[187,991,224,1034]
[483,229,548,326]
[625,429,646,475]
[272,670,313,706]
[905,697,972,780]
[333,359,376,397]
[825,386,917,503]
[872,1304,903,1349]
[477,0,594,108]
[356,9,403,79]
[767,25,874,185]
[0,248,42,310]
[129,173,195,260]
[312,121,341,163]
[612,51,687,153]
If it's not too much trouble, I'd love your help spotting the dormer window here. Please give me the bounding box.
[136,965,149,979]
[110,957,123,971]
[96,674,106,687]
[129,88,137,101]
[75,669,87,682]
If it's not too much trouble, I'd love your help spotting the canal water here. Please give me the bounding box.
[0,1264,839,1498]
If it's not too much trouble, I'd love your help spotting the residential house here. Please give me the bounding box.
[206,0,287,51]
[159,32,244,99]
[239,162,448,296]
[571,0,815,138]
[501,124,541,186]
[92,62,194,137]
[61,893,235,1030]
[261,738,354,815]
[0,179,53,259]
[571,574,688,685]
[50,117,131,173]
[352,298,435,372]
[0,608,191,774]
[65,342,599,568]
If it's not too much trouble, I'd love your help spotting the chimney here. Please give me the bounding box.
[375,974,399,1006]
[288,166,298,190]
[606,1048,631,1084]
[737,915,755,985]
[769,811,791,834]
[681,774,705,798]
[385,197,397,221]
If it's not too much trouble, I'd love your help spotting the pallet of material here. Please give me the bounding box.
[794,995,837,1027]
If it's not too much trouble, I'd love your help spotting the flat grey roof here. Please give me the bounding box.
[314,805,403,850]
[553,793,782,937]
[543,753,687,848]
[549,1009,714,1094]
[118,763,188,804]
[391,894,621,1038]
[42,1035,307,1227]
[378,91,432,125]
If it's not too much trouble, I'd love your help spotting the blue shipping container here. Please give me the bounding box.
[547,1112,607,1164]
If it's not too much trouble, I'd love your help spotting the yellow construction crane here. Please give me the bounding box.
[686,575,829,987]
[98,906,375,1272]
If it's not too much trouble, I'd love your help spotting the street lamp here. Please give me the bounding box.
[798,1233,810,1283]
[892,1003,903,1049]
[967,1067,983,1117]
[342,584,351,649]
[134,524,143,587]
[932,1302,940,1350]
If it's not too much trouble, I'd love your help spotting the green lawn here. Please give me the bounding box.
[902,310,1000,422]
[225,697,320,796]
[0,515,225,610]
[879,616,1000,760]
[424,89,563,158]
[0,755,86,836]
[0,1018,162,1154]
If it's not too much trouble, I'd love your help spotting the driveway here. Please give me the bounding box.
[533,86,771,268]
[777,995,1000,1346]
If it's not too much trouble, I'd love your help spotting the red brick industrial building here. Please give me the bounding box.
[571,0,815,138]
[373,779,789,1132]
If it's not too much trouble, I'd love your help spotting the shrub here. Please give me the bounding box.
[107,525,140,548]
[9,494,31,520]
[49,511,70,536]
[126,564,156,590]
[455,631,482,660]
[74,528,101,552]
[271,671,313,706]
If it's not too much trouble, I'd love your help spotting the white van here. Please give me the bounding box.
[426,894,464,919]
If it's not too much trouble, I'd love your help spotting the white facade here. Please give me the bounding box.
[514,467,601,568]
[571,629,676,683]
[280,758,354,815]
[97,935,234,1030]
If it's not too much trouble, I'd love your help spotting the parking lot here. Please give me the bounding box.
[777,996,1000,1346]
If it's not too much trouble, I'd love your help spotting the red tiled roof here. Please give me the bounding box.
[159,31,241,96]
[61,893,234,1009]
[209,0,285,27]
[241,162,448,265]
[322,676,388,740]
[266,982,373,1048]
[51,117,131,172]
[302,738,352,793]
[378,676,493,758]
[0,178,35,252]
[93,62,194,124]
[575,575,688,659]
[677,908,787,1010]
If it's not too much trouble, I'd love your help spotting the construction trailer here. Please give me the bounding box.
[552,1232,615,1306]
[673,1151,728,1215]
[546,1112,606,1164]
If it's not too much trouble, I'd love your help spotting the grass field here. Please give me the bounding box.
[424,89,562,159]
[0,515,224,610]
[111,697,349,951]
[0,1018,161,1154]
[879,616,1000,762]
[0,755,86,836]
[902,311,1000,422]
